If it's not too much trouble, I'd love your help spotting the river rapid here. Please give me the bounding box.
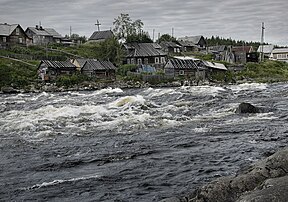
[1,83,288,201]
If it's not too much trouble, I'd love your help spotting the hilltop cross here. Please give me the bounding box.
[95,20,101,31]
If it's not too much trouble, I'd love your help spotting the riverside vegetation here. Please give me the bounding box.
[1,43,288,93]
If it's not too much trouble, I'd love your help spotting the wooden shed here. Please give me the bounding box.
[81,60,116,79]
[38,60,76,81]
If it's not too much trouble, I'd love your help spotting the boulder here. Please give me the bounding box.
[1,86,19,94]
[236,102,261,113]
[190,147,288,202]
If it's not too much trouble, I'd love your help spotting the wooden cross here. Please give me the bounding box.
[95,20,101,31]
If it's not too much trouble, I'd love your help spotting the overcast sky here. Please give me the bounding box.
[1,0,288,45]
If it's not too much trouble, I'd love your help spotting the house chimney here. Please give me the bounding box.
[36,25,39,29]
[40,26,43,30]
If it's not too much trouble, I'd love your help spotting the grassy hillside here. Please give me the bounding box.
[0,58,38,89]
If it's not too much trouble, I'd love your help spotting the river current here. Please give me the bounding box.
[1,83,288,201]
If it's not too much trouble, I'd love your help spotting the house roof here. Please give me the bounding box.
[83,60,116,70]
[26,27,63,38]
[271,48,288,54]
[257,45,274,54]
[40,60,76,69]
[178,35,204,44]
[202,61,227,71]
[232,46,253,53]
[124,43,167,57]
[177,40,200,48]
[160,41,181,48]
[165,58,198,69]
[0,23,19,36]
[208,45,227,53]
[45,28,63,38]
[72,58,96,68]
[89,30,114,41]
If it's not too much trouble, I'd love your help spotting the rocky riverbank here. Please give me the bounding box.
[0,80,184,94]
[161,147,288,202]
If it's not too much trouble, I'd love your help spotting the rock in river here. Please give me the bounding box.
[236,102,261,113]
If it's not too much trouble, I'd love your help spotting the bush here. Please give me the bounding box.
[117,64,138,77]
[55,74,89,87]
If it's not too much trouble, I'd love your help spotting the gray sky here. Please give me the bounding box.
[1,0,288,45]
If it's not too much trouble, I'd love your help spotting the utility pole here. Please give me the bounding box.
[70,26,72,38]
[152,29,155,42]
[260,22,265,62]
[95,20,101,31]
[172,28,174,38]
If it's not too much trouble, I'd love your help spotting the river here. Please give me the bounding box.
[1,83,288,201]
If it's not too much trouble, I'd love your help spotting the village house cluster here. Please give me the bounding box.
[1,22,287,83]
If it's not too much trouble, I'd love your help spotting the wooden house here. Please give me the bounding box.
[177,40,200,52]
[38,60,76,81]
[25,26,63,45]
[178,35,207,49]
[88,30,114,43]
[164,56,205,80]
[123,43,167,70]
[208,45,235,63]
[270,48,288,62]
[232,46,254,63]
[198,60,227,78]
[0,23,31,49]
[81,60,116,79]
[159,41,181,54]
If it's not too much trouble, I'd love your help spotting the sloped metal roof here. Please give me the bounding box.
[271,48,288,54]
[160,41,181,48]
[178,35,203,44]
[125,43,167,57]
[177,40,200,48]
[40,60,76,68]
[0,23,19,36]
[26,27,62,38]
[89,30,113,40]
[202,61,227,71]
[83,60,116,71]
[257,45,274,54]
[45,28,63,38]
[166,58,198,69]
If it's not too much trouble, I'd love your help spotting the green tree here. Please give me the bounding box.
[97,37,124,66]
[156,34,177,43]
[113,13,152,43]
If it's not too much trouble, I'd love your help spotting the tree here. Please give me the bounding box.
[156,34,177,43]
[97,37,124,66]
[113,13,152,43]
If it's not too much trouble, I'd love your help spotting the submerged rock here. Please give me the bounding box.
[236,102,261,113]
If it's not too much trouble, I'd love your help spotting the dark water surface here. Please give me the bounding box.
[1,83,288,201]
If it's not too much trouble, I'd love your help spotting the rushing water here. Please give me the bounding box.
[1,83,288,201]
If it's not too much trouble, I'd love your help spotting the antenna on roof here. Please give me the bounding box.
[260,22,265,62]
[95,20,101,31]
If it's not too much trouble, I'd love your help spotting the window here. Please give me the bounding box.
[160,57,166,64]
[3,37,6,43]
[179,70,185,75]
[19,38,23,43]
[277,54,288,59]
[15,28,20,35]
[127,59,130,64]
[131,58,135,64]
[144,58,148,64]
[137,58,142,65]
[155,57,159,64]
